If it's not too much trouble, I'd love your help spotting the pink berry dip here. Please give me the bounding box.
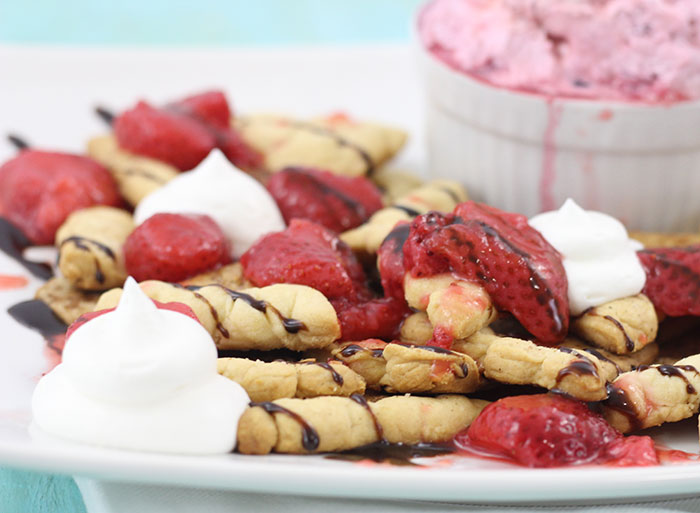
[419,0,700,102]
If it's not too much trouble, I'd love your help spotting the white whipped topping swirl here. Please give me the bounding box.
[32,277,249,454]
[529,199,646,316]
[134,149,285,258]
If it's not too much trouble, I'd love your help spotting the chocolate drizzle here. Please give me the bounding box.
[186,285,307,335]
[350,393,384,442]
[251,401,320,451]
[95,106,115,126]
[7,134,30,151]
[0,218,53,280]
[581,347,622,375]
[325,442,455,466]
[556,347,599,384]
[603,315,636,352]
[339,343,384,359]
[604,383,641,431]
[392,205,422,217]
[380,224,411,254]
[290,122,375,175]
[636,364,699,395]
[302,361,344,385]
[60,236,115,285]
[8,299,67,338]
[439,186,461,204]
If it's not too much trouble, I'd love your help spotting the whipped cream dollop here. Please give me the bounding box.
[32,277,249,454]
[529,199,646,316]
[134,149,285,258]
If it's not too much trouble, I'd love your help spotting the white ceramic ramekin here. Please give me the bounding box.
[417,42,700,231]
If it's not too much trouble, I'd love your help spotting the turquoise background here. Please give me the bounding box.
[0,1,421,512]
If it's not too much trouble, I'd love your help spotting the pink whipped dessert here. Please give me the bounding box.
[419,0,700,102]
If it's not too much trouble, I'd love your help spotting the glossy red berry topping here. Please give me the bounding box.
[267,167,384,233]
[332,296,409,341]
[377,223,411,302]
[124,213,231,282]
[638,246,700,316]
[0,150,121,245]
[403,201,569,344]
[241,219,370,301]
[458,394,657,468]
[114,101,216,171]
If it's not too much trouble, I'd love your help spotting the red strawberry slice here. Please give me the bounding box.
[124,213,231,282]
[170,90,231,130]
[332,296,409,341]
[638,246,700,317]
[458,394,657,467]
[0,150,121,245]
[114,101,216,171]
[377,222,411,302]
[267,167,384,233]
[403,201,569,344]
[241,219,370,301]
[66,300,199,341]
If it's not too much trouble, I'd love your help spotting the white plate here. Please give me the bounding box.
[1,45,700,506]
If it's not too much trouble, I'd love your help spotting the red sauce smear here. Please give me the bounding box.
[0,274,28,290]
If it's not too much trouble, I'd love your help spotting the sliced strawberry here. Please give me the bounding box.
[66,300,199,341]
[124,213,231,282]
[332,296,409,341]
[170,90,231,130]
[114,101,216,171]
[403,202,569,344]
[267,167,384,233]
[457,394,655,468]
[0,150,121,245]
[241,219,370,301]
[377,222,411,302]
[638,246,700,317]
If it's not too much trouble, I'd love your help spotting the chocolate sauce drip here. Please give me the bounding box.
[283,167,367,220]
[489,315,534,340]
[604,383,641,431]
[325,442,455,466]
[303,361,344,385]
[290,122,375,175]
[439,186,461,204]
[120,167,170,184]
[380,224,411,254]
[60,236,116,260]
[95,106,115,126]
[392,205,422,217]
[339,344,384,359]
[8,299,67,338]
[187,285,307,335]
[184,287,229,339]
[251,401,320,451]
[556,347,599,384]
[0,218,53,280]
[636,364,699,395]
[350,393,385,442]
[7,134,30,150]
[601,315,636,352]
[581,347,622,374]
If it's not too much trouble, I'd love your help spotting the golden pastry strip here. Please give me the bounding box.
[35,277,100,325]
[399,312,433,345]
[404,274,496,341]
[329,340,481,394]
[560,338,659,374]
[235,114,406,177]
[572,295,658,355]
[341,180,467,254]
[56,206,134,291]
[180,262,251,290]
[602,354,700,433]
[96,281,340,351]
[217,358,365,402]
[629,231,700,248]
[87,135,179,206]
[370,167,424,204]
[236,394,488,455]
